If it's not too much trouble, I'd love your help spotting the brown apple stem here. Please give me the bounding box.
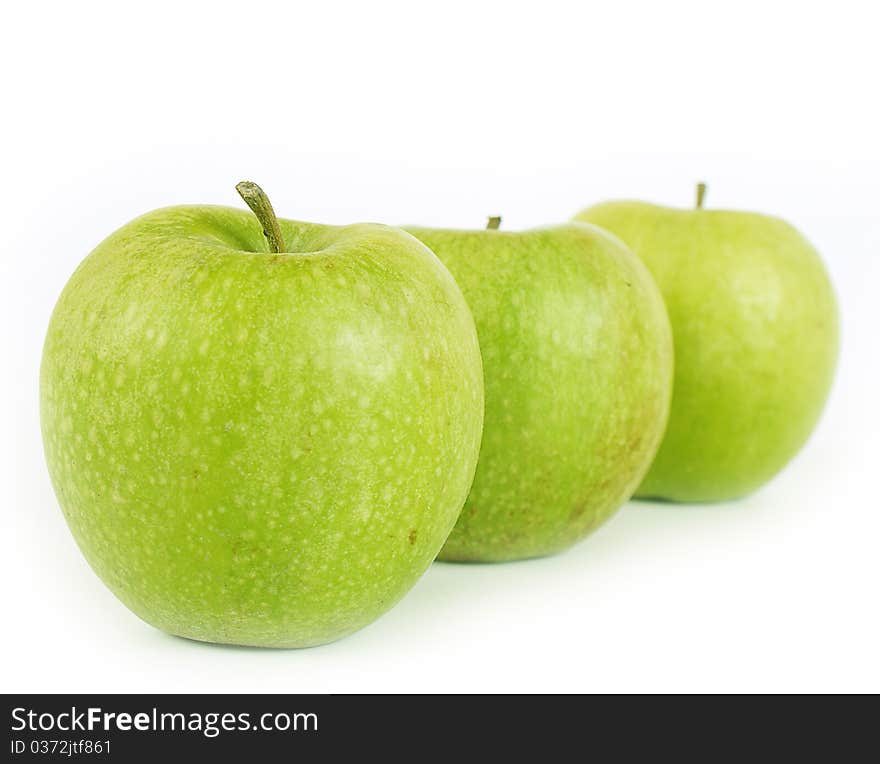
[695,182,707,210]
[235,181,286,253]
[486,216,502,230]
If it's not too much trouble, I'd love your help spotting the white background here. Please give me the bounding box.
[2,1,878,693]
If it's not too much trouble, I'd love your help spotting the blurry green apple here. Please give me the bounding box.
[40,182,484,647]
[575,184,839,502]
[406,219,673,561]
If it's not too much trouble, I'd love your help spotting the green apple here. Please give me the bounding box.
[575,185,839,502]
[405,219,673,561]
[40,182,484,647]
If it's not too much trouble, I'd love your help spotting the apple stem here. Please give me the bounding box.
[235,181,286,254]
[696,182,707,210]
[486,216,502,230]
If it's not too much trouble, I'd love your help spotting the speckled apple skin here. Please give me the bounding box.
[576,202,839,502]
[406,223,673,561]
[40,206,484,647]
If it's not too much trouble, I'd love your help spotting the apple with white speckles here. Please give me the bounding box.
[40,182,484,647]
[406,219,673,561]
[575,184,839,502]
